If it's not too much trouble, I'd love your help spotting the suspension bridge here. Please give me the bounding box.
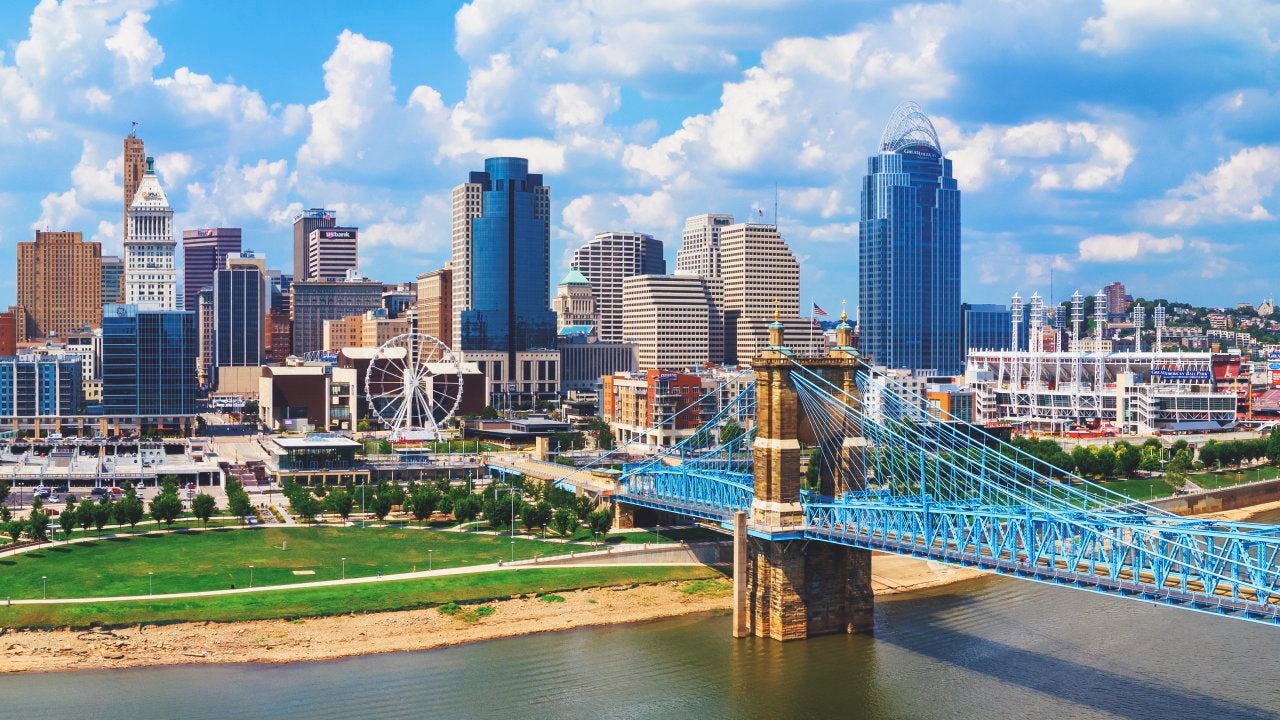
[611,314,1280,640]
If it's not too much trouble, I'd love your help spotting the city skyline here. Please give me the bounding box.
[0,1,1278,309]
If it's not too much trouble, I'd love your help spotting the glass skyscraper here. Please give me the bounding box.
[859,102,961,374]
[102,304,196,416]
[458,157,557,353]
[962,303,1012,353]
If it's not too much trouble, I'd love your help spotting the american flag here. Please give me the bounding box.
[812,303,829,317]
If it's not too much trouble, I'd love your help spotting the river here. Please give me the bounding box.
[2,573,1278,719]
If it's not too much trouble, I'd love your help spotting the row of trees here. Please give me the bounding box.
[281,475,614,541]
[1010,430,1280,482]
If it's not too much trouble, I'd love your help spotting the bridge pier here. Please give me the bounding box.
[733,313,872,641]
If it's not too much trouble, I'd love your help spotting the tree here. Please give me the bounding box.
[550,507,578,538]
[804,448,821,490]
[483,495,511,530]
[369,492,395,521]
[452,495,481,527]
[408,488,440,524]
[1198,441,1220,470]
[1139,445,1162,472]
[28,508,50,542]
[149,492,183,528]
[481,405,500,420]
[92,498,113,535]
[1164,453,1190,491]
[228,492,254,525]
[1093,446,1117,479]
[0,479,10,508]
[1071,445,1095,477]
[191,493,217,527]
[586,417,614,450]
[290,491,321,523]
[1268,429,1280,465]
[1114,443,1140,477]
[77,499,94,534]
[326,489,355,522]
[719,419,745,445]
[58,499,77,539]
[587,508,613,543]
[521,502,552,535]
[6,519,26,545]
[115,489,145,529]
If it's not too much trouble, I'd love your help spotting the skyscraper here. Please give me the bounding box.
[292,208,336,281]
[622,274,717,371]
[415,266,452,346]
[675,213,733,305]
[213,254,266,369]
[452,157,556,353]
[551,268,599,333]
[307,226,359,281]
[102,303,196,418]
[182,228,242,312]
[570,231,665,344]
[101,255,124,304]
[122,131,145,240]
[124,157,178,311]
[719,222,800,363]
[290,277,384,356]
[859,102,961,374]
[962,303,1012,353]
[16,231,102,339]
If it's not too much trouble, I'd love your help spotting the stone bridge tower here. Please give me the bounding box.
[733,310,873,640]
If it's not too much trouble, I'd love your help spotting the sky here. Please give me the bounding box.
[1,0,1279,312]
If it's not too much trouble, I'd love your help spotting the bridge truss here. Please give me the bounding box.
[616,359,1280,627]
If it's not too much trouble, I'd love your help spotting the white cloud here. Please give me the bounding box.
[91,218,121,255]
[1140,146,1280,225]
[32,189,84,232]
[182,158,296,229]
[298,31,396,167]
[1077,232,1184,262]
[68,141,120,203]
[539,82,620,129]
[155,152,195,188]
[1080,0,1280,55]
[941,119,1135,191]
[154,67,272,126]
[969,237,1074,286]
[103,8,163,85]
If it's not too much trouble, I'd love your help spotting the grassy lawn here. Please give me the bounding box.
[0,566,723,629]
[604,526,727,544]
[42,516,246,542]
[1190,465,1280,489]
[1092,477,1176,502]
[0,526,584,600]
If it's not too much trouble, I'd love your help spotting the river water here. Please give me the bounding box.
[2,573,1278,720]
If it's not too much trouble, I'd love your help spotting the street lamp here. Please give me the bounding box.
[511,539,515,563]
[341,557,346,580]
[428,549,433,571]
[42,575,47,600]
[249,564,254,588]
[147,572,152,596]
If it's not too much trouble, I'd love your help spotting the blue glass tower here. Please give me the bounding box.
[460,157,557,353]
[859,102,961,374]
[962,303,1012,353]
[102,304,196,416]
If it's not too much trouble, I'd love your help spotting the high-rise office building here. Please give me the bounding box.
[101,255,124,304]
[622,274,717,371]
[859,102,961,374]
[102,303,196,417]
[415,266,452,346]
[719,222,800,363]
[122,131,145,240]
[0,357,83,418]
[182,227,242,312]
[1103,281,1131,320]
[570,231,665,344]
[451,157,556,353]
[675,214,733,305]
[290,277,384,356]
[16,231,102,339]
[962,303,1012,353]
[292,208,336,281]
[307,226,359,281]
[196,288,214,388]
[124,157,178,311]
[213,255,266,369]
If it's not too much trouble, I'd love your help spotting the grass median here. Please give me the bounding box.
[0,565,724,629]
[0,526,585,599]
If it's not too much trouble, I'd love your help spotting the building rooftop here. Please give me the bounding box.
[560,268,590,286]
[272,435,364,450]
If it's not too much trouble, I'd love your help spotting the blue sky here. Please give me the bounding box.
[2,0,1279,311]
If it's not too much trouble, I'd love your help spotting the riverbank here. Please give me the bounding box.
[0,552,978,674]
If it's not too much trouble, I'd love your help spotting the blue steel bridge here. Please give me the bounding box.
[608,351,1280,636]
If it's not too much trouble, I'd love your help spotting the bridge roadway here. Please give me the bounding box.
[484,453,614,495]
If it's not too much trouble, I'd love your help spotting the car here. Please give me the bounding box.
[33,485,50,495]
[107,487,124,497]
[90,487,107,497]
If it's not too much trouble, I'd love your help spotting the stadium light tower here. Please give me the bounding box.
[1154,304,1166,353]
[1132,305,1146,353]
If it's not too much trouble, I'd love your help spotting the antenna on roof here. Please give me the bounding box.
[773,182,779,228]
[130,121,139,138]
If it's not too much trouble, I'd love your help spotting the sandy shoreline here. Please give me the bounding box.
[0,554,979,674]
[5,498,1275,675]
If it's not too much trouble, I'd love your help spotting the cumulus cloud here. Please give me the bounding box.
[1140,146,1280,225]
[941,119,1135,192]
[1080,0,1280,55]
[1076,232,1184,262]
[103,8,163,85]
[154,67,273,127]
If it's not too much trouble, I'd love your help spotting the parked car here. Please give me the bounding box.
[90,487,108,497]
[107,487,125,497]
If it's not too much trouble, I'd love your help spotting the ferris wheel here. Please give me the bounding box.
[364,333,464,440]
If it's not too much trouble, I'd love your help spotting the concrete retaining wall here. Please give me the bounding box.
[531,542,730,567]
[1148,478,1280,515]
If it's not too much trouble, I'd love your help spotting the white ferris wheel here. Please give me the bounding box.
[364,333,464,441]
